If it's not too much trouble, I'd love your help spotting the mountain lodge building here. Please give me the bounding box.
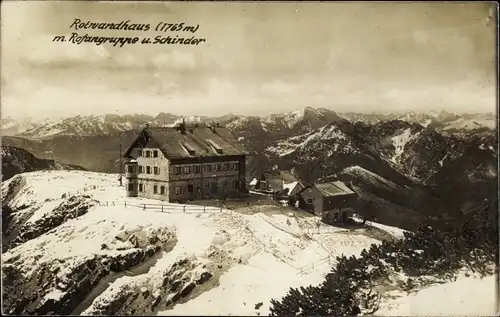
[123,122,249,203]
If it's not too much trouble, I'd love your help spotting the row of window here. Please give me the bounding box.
[137,149,159,158]
[127,180,240,194]
[127,183,166,194]
[174,163,239,175]
[129,163,239,176]
[137,166,161,175]
[175,179,239,194]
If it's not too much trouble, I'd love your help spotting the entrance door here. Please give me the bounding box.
[211,182,218,197]
[187,184,194,200]
[341,210,348,223]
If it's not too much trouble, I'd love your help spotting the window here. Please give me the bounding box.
[154,167,159,175]
[307,198,313,204]
[224,163,230,171]
[139,166,144,173]
[233,163,239,170]
[127,165,133,173]
[127,183,134,191]
[233,180,239,188]
[194,166,200,174]
[160,186,165,195]
[205,181,210,189]
[175,186,181,195]
[146,166,151,174]
[204,165,212,173]
[154,185,158,194]
[137,150,142,157]
[153,150,158,158]
[216,164,221,172]
[139,184,143,192]
[174,167,181,175]
[145,150,151,158]
[184,166,191,174]
[197,186,201,193]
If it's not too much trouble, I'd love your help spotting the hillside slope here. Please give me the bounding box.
[3,171,496,316]
[1,146,85,181]
[2,170,403,316]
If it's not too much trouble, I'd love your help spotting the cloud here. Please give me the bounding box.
[21,35,111,67]
[152,51,196,70]
[261,79,298,95]
[18,34,199,73]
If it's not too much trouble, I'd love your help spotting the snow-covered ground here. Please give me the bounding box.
[378,274,498,316]
[3,170,494,316]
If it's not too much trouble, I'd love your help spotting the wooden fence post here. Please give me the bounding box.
[106,201,108,207]
[161,205,163,212]
[203,206,206,213]
[183,205,186,213]
[125,201,127,207]
[220,206,223,213]
[143,204,146,210]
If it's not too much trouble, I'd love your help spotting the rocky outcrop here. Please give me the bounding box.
[83,245,237,315]
[15,195,97,246]
[2,228,176,315]
[1,146,85,181]
[2,195,97,252]
[2,175,31,252]
[83,256,217,315]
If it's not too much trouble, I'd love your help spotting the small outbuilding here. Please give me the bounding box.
[297,181,358,224]
[254,169,304,197]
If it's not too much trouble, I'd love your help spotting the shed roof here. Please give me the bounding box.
[312,181,355,197]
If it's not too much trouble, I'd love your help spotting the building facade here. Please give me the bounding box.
[297,181,358,224]
[123,122,248,203]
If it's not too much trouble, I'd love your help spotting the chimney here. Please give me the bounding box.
[179,118,187,134]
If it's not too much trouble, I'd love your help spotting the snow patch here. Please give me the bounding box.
[390,129,420,164]
[266,125,350,157]
[378,274,498,316]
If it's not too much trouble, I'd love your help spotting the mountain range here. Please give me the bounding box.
[2,106,497,231]
[1,108,495,139]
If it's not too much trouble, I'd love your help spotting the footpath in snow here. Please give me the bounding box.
[3,170,496,316]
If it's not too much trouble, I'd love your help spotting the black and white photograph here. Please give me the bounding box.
[1,1,498,316]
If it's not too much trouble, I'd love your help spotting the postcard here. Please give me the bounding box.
[1,1,498,316]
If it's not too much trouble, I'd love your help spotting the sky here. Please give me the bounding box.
[1,1,497,120]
